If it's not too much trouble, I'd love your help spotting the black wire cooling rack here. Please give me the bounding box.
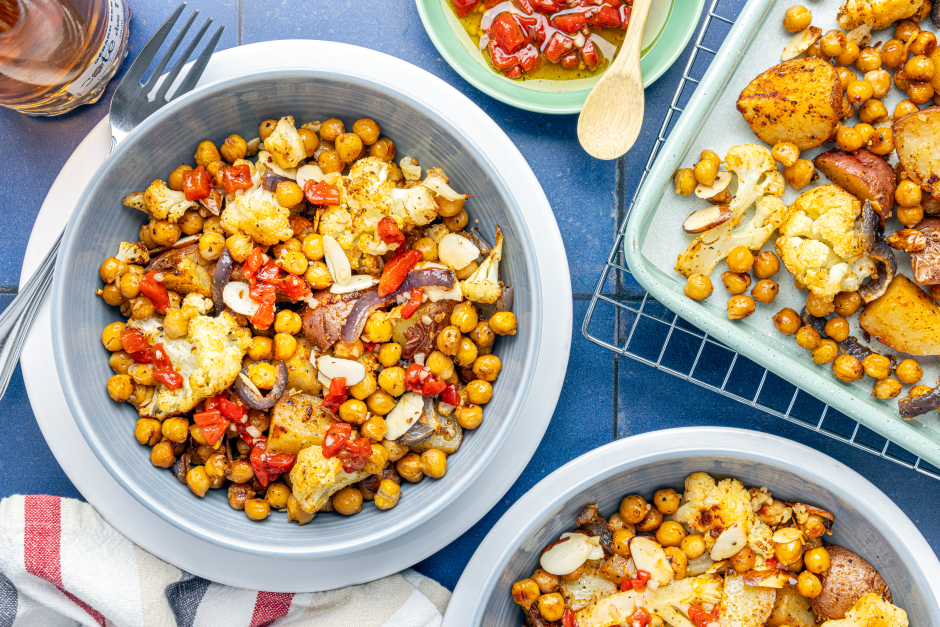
[581,0,940,481]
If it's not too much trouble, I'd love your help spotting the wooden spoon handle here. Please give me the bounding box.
[610,0,653,74]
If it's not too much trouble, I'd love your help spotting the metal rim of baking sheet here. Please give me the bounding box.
[19,39,571,591]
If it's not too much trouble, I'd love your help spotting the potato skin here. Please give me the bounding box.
[811,545,892,621]
[911,218,940,286]
[860,275,940,356]
[814,149,896,223]
[737,58,842,151]
[894,106,940,201]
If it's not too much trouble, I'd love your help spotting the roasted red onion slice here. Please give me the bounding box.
[211,248,235,314]
[262,172,292,192]
[899,385,940,418]
[339,268,456,343]
[234,361,288,409]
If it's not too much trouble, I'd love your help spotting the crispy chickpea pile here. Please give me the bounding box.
[508,472,888,626]
[100,114,517,524]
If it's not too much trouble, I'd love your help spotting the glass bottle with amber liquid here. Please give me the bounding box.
[0,0,130,116]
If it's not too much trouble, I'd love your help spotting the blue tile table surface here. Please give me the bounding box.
[1,0,938,593]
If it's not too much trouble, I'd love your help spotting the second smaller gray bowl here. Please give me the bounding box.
[445,427,940,626]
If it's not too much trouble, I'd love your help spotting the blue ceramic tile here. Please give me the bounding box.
[617,363,940,551]
[239,1,615,294]
[0,0,239,289]
[413,300,615,589]
[0,296,82,500]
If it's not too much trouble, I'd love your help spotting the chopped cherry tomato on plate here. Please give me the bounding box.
[222,163,253,194]
[249,440,296,487]
[451,0,479,17]
[404,363,447,396]
[322,422,352,458]
[250,302,275,329]
[441,383,460,406]
[491,12,527,54]
[139,271,170,312]
[193,409,229,446]
[219,397,246,422]
[581,39,601,71]
[323,377,349,413]
[590,4,621,27]
[400,288,424,319]
[303,180,341,206]
[182,165,211,201]
[378,249,423,297]
[688,605,718,627]
[269,274,310,300]
[551,11,586,33]
[120,328,149,354]
[562,609,578,627]
[376,216,405,245]
[243,247,266,282]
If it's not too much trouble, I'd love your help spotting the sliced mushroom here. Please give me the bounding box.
[857,200,897,303]
[781,25,822,61]
[694,171,732,199]
[576,504,614,555]
[682,205,733,233]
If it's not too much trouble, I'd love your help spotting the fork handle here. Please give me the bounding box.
[0,231,63,401]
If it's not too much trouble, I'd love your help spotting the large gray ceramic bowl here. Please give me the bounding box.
[445,427,940,626]
[52,69,541,558]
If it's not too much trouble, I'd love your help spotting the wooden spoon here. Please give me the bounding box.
[577,0,653,160]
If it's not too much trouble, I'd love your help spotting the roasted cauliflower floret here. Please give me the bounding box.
[116,241,149,265]
[821,593,909,627]
[676,145,790,277]
[289,444,372,514]
[129,312,250,419]
[461,226,503,304]
[649,575,724,627]
[263,116,306,170]
[776,185,874,302]
[837,0,923,31]
[221,188,293,245]
[132,179,197,222]
[400,156,422,181]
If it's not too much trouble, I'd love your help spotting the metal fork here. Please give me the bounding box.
[0,4,224,402]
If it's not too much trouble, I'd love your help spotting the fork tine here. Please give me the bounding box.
[155,17,213,103]
[142,9,199,92]
[121,3,187,86]
[169,24,225,102]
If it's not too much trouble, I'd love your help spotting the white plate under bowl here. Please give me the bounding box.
[20,40,571,591]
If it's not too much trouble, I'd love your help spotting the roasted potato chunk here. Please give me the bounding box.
[721,571,776,627]
[894,106,940,201]
[737,58,842,151]
[814,149,896,223]
[767,584,816,627]
[267,392,337,455]
[911,218,940,285]
[860,275,940,356]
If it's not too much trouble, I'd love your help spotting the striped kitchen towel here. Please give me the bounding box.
[0,495,450,627]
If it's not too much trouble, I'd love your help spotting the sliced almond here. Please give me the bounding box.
[846,23,872,47]
[694,171,732,199]
[772,527,804,544]
[781,26,822,61]
[742,568,798,588]
[628,536,674,586]
[384,392,425,441]
[222,281,260,316]
[710,522,748,560]
[540,534,594,576]
[323,235,352,285]
[562,532,604,561]
[296,163,324,190]
[438,234,480,270]
[316,356,366,386]
[682,205,733,233]
[705,559,730,574]
[330,274,377,294]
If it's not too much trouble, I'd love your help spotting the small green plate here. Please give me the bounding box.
[415,0,705,114]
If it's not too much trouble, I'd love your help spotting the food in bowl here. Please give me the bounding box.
[96,114,515,524]
[448,0,632,80]
[510,471,908,626]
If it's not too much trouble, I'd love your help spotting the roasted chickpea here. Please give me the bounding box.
[726,246,754,273]
[869,128,894,155]
[470,321,495,348]
[611,528,635,557]
[511,579,541,609]
[132,293,163,318]
[681,533,706,559]
[770,142,799,168]
[783,5,811,32]
[436,196,465,219]
[824,316,850,342]
[805,292,834,318]
[832,354,864,382]
[896,179,923,208]
[896,358,923,383]
[619,494,648,525]
[531,569,560,595]
[304,261,332,289]
[820,29,847,58]
[349,118,381,146]
[871,376,903,400]
[895,18,920,42]
[804,547,831,575]
[369,137,396,161]
[886,39,911,72]
[412,236,438,262]
[247,336,274,361]
[537,593,565,622]
[674,168,696,196]
[317,149,343,174]
[730,547,757,573]
[348,373,377,402]
[133,418,161,446]
[420,448,447,479]
[835,125,864,151]
[750,251,780,280]
[275,247,308,276]
[684,274,713,300]
[274,180,304,209]
[110,352,135,376]
[855,123,876,145]
[301,233,325,261]
[106,373,134,401]
[197,231,225,262]
[101,321,125,351]
[797,571,823,598]
[655,521,687,547]
[751,279,779,304]
[378,366,406,397]
[466,379,493,404]
[378,342,402,367]
[272,310,301,336]
[435,326,462,356]
[721,271,751,295]
[167,164,192,192]
[775,538,803,565]
[908,79,935,104]
[845,79,873,105]
[835,41,860,66]
[859,354,891,380]
[159,417,188,443]
[217,134,247,163]
[906,54,936,82]
[331,486,363,515]
[285,493,314,525]
[397,452,425,483]
[357,414,387,443]
[653,488,680,515]
[297,127,319,158]
[832,291,861,317]
[244,498,271,521]
[784,159,815,189]
[911,31,938,57]
[692,159,718,186]
[148,441,175,468]
[802,514,828,539]
[450,301,479,334]
[856,47,882,72]
[443,209,469,231]
[318,117,345,142]
[489,312,517,336]
[258,119,277,141]
[425,352,454,381]
[812,339,839,364]
[662,547,687,580]
[897,204,925,227]
[894,99,919,121]
[335,133,364,163]
[194,140,221,168]
[225,232,253,263]
[727,295,756,320]
[636,507,665,533]
[837,66,858,90]
[456,404,483,429]
[857,101,888,127]
[182,466,209,497]
[337,399,368,425]
[270,333,295,361]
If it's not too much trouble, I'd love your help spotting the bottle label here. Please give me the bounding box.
[65,0,126,97]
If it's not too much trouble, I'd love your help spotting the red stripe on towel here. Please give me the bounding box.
[24,495,107,627]
[250,591,294,627]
